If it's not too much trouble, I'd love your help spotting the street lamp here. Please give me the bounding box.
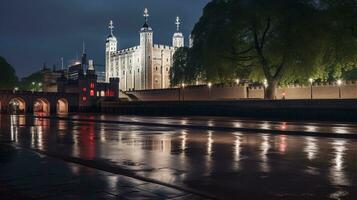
[236,79,240,85]
[337,79,342,99]
[13,87,19,93]
[309,78,314,99]
[263,79,268,98]
[181,83,185,101]
[208,82,212,100]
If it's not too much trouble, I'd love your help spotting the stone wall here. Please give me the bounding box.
[126,81,357,101]
[127,85,247,101]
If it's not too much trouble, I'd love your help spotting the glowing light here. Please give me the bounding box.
[309,78,314,84]
[208,82,212,88]
[236,79,240,84]
[90,90,95,96]
[263,79,268,87]
[337,79,342,86]
[281,122,287,130]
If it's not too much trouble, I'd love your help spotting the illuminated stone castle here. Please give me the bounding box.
[105,8,187,91]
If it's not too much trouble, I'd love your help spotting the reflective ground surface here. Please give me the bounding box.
[1,114,357,199]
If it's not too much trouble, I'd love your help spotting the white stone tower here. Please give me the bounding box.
[105,20,117,82]
[140,8,154,89]
[172,16,184,48]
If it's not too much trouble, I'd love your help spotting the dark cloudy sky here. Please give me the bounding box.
[0,0,209,78]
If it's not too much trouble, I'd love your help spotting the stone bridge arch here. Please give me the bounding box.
[0,91,79,114]
[33,98,51,114]
[8,97,27,114]
[57,98,69,114]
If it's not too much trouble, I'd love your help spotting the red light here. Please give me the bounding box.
[90,90,95,96]
[90,83,95,89]
[82,88,87,92]
[110,90,115,97]
[82,96,87,101]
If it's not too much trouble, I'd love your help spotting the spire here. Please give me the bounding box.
[175,16,181,32]
[141,8,152,30]
[82,41,86,54]
[143,8,149,23]
[108,20,114,35]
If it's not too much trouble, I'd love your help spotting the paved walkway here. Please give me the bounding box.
[0,144,208,200]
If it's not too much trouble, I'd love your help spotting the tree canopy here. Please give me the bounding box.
[170,47,199,86]
[19,70,44,91]
[184,0,357,99]
[0,56,18,90]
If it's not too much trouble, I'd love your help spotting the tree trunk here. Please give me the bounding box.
[264,80,277,100]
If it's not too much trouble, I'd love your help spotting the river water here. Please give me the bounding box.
[0,114,356,199]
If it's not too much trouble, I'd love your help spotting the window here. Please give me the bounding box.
[123,71,125,75]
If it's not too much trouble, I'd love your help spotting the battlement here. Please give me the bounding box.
[113,46,140,55]
[153,44,175,50]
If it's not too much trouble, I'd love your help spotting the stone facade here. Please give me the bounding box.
[106,9,186,91]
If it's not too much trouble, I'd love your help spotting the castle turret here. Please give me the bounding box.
[172,16,184,48]
[105,20,117,82]
[140,8,153,89]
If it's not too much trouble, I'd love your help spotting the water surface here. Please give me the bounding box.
[0,114,356,199]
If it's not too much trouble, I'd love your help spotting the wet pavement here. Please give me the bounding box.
[0,144,202,200]
[1,114,357,199]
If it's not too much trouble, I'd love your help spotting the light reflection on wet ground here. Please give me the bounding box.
[1,114,357,199]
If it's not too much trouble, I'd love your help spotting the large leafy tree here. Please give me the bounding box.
[190,0,357,99]
[318,0,357,81]
[170,47,198,86]
[0,56,18,90]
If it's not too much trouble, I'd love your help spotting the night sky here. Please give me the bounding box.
[0,0,209,78]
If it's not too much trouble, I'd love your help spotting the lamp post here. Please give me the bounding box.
[208,82,212,100]
[263,79,268,99]
[13,87,18,94]
[181,83,185,101]
[337,79,342,99]
[309,78,314,99]
[236,79,240,85]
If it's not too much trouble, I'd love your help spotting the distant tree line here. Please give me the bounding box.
[0,56,45,91]
[171,0,357,99]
